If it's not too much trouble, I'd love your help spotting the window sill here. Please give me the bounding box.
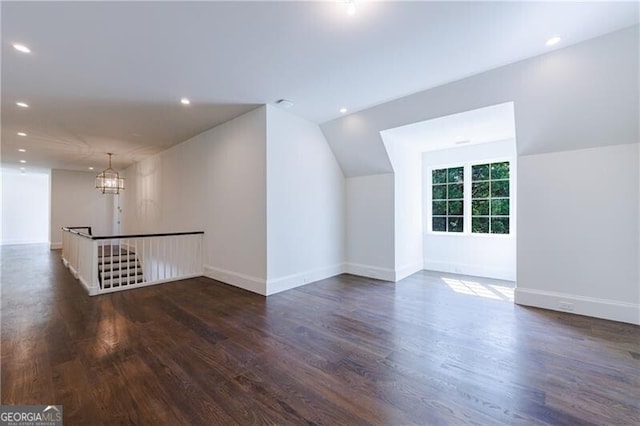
[425,231,515,239]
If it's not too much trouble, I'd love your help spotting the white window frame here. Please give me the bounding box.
[425,156,514,237]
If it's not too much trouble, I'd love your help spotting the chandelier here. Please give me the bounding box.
[95,153,125,194]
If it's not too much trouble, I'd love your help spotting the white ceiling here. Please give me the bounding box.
[2,1,638,171]
[380,102,515,152]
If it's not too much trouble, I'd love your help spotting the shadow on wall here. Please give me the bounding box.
[135,156,162,233]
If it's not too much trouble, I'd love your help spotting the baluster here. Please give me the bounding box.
[180,235,185,277]
[100,242,104,289]
[134,238,139,285]
[180,235,184,277]
[170,235,174,279]
[164,236,167,280]
[172,236,176,278]
[175,236,179,277]
[142,238,146,284]
[108,239,112,288]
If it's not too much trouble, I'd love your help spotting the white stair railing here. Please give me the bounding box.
[61,228,204,296]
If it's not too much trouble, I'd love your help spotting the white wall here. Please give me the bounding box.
[265,106,345,294]
[120,133,208,235]
[1,169,50,245]
[345,173,396,281]
[422,140,517,281]
[516,144,639,324]
[122,107,268,293]
[383,138,424,280]
[50,169,114,248]
[122,105,348,296]
[321,26,639,323]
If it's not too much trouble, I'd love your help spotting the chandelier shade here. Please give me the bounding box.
[95,153,125,194]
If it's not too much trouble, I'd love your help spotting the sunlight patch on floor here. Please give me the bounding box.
[442,277,514,301]
[489,284,515,301]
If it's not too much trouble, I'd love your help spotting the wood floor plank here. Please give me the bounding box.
[1,244,639,425]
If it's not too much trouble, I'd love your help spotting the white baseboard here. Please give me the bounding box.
[345,263,396,282]
[50,242,62,250]
[266,263,346,295]
[62,256,94,295]
[78,275,95,295]
[345,262,423,282]
[396,261,424,281]
[203,264,266,295]
[423,259,515,281]
[69,264,79,279]
[0,240,50,246]
[515,287,640,325]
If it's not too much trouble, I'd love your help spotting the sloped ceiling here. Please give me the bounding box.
[321,26,639,177]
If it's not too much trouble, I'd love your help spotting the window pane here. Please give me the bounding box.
[472,199,489,215]
[491,217,509,234]
[432,163,511,235]
[472,181,489,198]
[491,199,509,216]
[448,183,463,199]
[491,180,509,197]
[433,217,446,232]
[448,200,463,215]
[432,184,447,200]
[491,162,510,180]
[468,161,511,235]
[432,169,447,184]
[432,201,447,215]
[448,167,464,183]
[472,164,490,181]
[472,217,489,233]
[448,216,464,232]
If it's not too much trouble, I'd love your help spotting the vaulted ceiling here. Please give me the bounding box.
[2,1,638,172]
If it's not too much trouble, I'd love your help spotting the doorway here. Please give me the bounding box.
[1,168,50,245]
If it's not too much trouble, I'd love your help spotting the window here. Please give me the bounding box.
[431,166,464,232]
[471,162,509,234]
[430,161,511,235]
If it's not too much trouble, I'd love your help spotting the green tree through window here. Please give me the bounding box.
[471,162,510,234]
[432,166,464,232]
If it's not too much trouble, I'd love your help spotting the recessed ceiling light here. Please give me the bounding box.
[12,43,31,53]
[17,132,27,136]
[88,167,94,170]
[180,97,190,105]
[345,0,357,16]
[19,160,26,163]
[339,108,347,114]
[18,149,26,152]
[546,36,561,46]
[16,102,29,108]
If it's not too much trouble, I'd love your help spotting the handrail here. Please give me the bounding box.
[61,226,204,295]
[90,231,204,240]
[64,226,93,235]
[62,227,204,240]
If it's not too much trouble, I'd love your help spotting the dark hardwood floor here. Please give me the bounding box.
[1,244,638,425]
